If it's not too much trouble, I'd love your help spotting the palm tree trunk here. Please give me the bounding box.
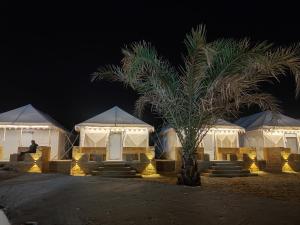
[177,153,201,186]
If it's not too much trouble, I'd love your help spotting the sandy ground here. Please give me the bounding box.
[0,173,300,225]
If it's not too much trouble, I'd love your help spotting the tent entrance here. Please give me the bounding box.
[285,136,299,154]
[107,132,123,161]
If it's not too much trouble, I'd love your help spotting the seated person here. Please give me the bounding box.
[19,140,39,160]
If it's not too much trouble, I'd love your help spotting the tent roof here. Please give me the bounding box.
[214,119,244,129]
[76,106,154,130]
[160,119,244,135]
[0,104,66,131]
[235,110,300,130]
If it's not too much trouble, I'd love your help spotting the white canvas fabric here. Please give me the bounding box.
[84,132,107,147]
[215,134,237,148]
[0,104,65,130]
[76,106,153,149]
[242,130,265,159]
[124,133,148,147]
[76,106,154,130]
[235,110,300,131]
[236,111,300,158]
[214,119,244,129]
[0,105,67,160]
[202,133,214,160]
[286,137,298,153]
[264,134,284,147]
[160,119,243,160]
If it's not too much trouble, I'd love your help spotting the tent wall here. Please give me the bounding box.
[58,131,66,159]
[160,128,241,161]
[160,129,178,160]
[243,130,265,160]
[49,130,60,160]
[242,129,300,159]
[0,129,20,160]
[79,127,150,149]
[0,128,65,161]
[202,133,215,160]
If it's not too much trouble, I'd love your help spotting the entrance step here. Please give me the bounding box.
[103,161,127,167]
[92,161,141,178]
[204,161,256,178]
[202,173,258,178]
[207,169,250,175]
[98,166,132,171]
[211,166,243,170]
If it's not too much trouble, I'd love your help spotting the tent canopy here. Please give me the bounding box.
[235,110,300,131]
[214,119,244,129]
[160,119,244,135]
[75,106,154,131]
[0,104,66,132]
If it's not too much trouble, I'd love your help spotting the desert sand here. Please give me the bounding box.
[0,172,300,225]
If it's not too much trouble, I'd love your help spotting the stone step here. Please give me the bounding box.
[211,166,243,170]
[202,173,257,178]
[92,170,137,175]
[208,169,250,175]
[212,162,240,166]
[91,170,141,178]
[102,161,127,167]
[98,166,132,171]
[212,160,241,163]
[101,174,142,178]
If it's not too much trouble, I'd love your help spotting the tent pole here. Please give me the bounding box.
[20,128,23,147]
[48,129,51,146]
[3,128,6,142]
[213,131,216,160]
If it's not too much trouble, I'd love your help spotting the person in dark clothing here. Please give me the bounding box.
[19,140,39,160]
[28,140,38,153]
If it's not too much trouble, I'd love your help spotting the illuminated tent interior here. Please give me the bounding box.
[236,111,300,159]
[160,119,245,161]
[0,104,67,160]
[75,106,154,161]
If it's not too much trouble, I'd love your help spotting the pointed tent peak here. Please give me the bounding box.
[235,110,300,130]
[0,104,66,131]
[214,119,244,129]
[76,106,154,130]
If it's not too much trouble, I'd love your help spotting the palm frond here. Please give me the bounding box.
[92,24,300,159]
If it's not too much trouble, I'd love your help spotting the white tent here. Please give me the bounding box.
[160,119,244,160]
[235,111,300,159]
[0,104,67,160]
[75,106,154,161]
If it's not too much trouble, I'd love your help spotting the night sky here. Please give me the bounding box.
[2,1,300,130]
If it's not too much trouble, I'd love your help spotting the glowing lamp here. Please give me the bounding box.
[281,152,290,161]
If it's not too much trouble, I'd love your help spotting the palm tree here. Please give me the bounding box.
[92,25,300,186]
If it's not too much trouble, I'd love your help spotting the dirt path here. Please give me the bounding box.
[0,173,300,225]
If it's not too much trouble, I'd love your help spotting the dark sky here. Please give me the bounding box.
[2,1,300,130]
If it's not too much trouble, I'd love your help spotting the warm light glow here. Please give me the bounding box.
[143,163,157,175]
[71,163,85,176]
[145,151,155,160]
[82,126,150,133]
[142,174,161,178]
[282,162,294,173]
[249,162,259,172]
[73,153,84,161]
[31,153,42,161]
[281,151,290,161]
[263,128,300,134]
[207,128,244,134]
[0,125,50,129]
[27,163,41,173]
[247,150,257,160]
